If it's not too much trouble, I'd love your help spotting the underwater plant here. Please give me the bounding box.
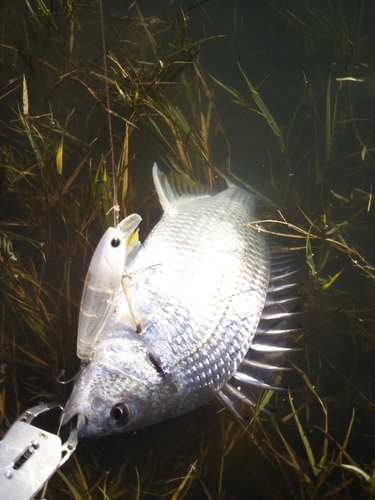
[0,0,374,498]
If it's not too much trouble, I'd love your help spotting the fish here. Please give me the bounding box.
[63,164,300,437]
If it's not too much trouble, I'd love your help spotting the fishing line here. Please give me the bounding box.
[98,0,120,226]
[56,368,77,384]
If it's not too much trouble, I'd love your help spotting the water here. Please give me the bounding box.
[0,0,374,498]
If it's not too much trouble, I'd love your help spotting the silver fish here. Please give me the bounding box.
[63,164,298,437]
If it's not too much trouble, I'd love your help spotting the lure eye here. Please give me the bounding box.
[111,238,121,248]
[110,403,130,426]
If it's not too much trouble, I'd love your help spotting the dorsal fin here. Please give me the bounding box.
[217,245,301,420]
[152,163,208,211]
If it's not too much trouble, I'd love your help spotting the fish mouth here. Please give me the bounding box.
[62,400,78,425]
[62,398,86,424]
[61,405,88,437]
[76,413,88,436]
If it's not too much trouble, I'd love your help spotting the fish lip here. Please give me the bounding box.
[61,408,75,426]
[62,400,86,426]
[76,413,88,437]
[61,406,88,438]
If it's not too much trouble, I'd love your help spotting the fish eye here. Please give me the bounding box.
[111,238,121,248]
[110,403,130,426]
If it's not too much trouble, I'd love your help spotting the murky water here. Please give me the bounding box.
[1,1,374,498]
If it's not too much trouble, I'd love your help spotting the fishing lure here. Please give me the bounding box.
[77,213,142,361]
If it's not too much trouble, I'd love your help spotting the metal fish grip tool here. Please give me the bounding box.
[0,402,78,500]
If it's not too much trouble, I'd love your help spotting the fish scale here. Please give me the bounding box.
[122,187,269,374]
[62,164,294,437]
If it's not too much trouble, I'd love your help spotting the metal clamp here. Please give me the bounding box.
[0,402,78,500]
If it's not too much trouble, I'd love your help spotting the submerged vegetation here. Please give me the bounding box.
[0,0,374,498]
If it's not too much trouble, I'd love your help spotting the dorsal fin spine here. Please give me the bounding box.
[152,163,208,211]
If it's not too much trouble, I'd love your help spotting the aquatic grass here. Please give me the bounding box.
[90,50,228,188]
[0,2,231,499]
[233,363,373,499]
[169,461,198,500]
[211,65,292,197]
[265,0,372,69]
[0,0,375,498]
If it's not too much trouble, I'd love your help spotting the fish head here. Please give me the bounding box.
[62,339,161,437]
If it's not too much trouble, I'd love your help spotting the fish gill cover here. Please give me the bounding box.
[0,0,375,499]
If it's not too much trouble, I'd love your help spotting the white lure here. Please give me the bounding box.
[77,213,142,361]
